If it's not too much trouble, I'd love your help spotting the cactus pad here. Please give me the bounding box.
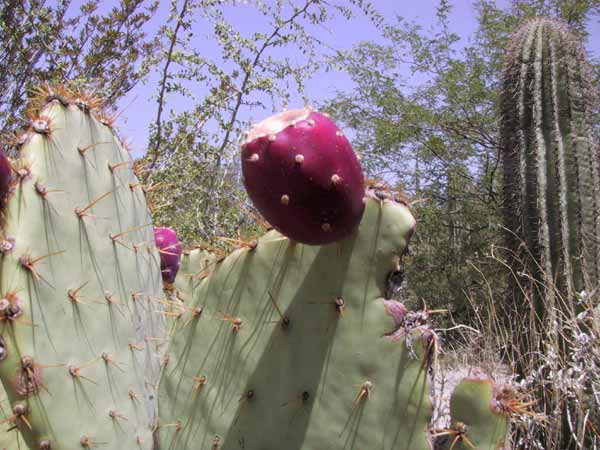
[0,93,163,450]
[436,378,511,450]
[158,195,436,450]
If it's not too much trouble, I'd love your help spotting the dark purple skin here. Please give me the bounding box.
[154,227,182,284]
[0,148,12,209]
[241,110,365,245]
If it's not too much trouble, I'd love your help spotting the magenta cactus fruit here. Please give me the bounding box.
[0,148,12,208]
[241,108,365,245]
[154,226,182,284]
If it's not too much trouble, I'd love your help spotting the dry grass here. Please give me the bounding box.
[442,243,600,450]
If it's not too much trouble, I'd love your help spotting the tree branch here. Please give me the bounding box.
[145,0,190,181]
[206,0,316,192]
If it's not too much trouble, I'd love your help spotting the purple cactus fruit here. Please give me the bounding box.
[154,227,182,285]
[241,108,365,245]
[0,148,12,209]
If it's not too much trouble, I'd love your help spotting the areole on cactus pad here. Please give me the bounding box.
[241,108,365,245]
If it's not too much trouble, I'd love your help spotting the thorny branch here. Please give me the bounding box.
[146,0,191,181]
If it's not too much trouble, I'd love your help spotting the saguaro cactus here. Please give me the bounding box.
[0,88,164,450]
[501,17,600,316]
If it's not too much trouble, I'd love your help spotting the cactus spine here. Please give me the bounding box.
[501,18,600,320]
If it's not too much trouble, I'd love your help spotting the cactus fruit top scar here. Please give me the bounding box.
[241,107,365,245]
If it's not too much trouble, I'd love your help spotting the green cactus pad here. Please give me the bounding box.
[0,95,163,450]
[442,378,510,450]
[158,197,434,450]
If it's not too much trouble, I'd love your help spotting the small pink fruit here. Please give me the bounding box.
[241,108,365,245]
[0,148,12,209]
[154,227,182,285]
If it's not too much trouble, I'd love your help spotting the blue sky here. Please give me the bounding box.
[112,0,600,156]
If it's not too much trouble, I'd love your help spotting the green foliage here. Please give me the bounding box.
[0,0,158,140]
[0,94,163,450]
[325,2,507,323]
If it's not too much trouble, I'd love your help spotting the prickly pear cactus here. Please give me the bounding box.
[501,17,600,313]
[0,89,163,450]
[158,195,438,450]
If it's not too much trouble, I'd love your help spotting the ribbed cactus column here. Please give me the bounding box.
[501,17,600,319]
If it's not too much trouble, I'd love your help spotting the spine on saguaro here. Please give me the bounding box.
[500,17,600,315]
